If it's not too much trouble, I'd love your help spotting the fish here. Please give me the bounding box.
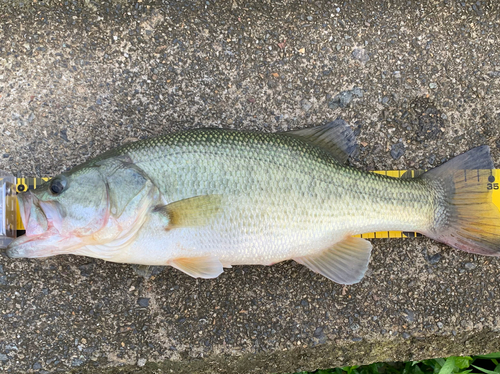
[6,120,500,284]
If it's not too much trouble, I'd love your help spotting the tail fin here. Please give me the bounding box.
[422,145,500,256]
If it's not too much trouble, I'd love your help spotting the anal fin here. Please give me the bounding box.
[169,256,224,279]
[294,236,372,285]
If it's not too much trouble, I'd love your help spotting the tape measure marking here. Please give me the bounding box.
[15,177,49,230]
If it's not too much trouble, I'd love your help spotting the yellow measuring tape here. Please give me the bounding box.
[12,171,500,238]
[15,177,50,231]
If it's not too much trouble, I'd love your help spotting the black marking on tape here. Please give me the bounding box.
[488,175,495,183]
[400,170,411,179]
[402,231,423,238]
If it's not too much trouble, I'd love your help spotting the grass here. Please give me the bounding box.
[295,353,500,374]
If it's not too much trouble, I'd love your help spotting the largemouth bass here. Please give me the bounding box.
[6,121,500,284]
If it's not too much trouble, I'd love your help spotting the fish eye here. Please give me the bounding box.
[49,177,67,196]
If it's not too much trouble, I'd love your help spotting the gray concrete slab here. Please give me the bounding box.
[1,0,500,373]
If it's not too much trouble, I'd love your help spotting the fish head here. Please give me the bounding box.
[7,166,110,258]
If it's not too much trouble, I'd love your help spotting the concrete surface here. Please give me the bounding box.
[1,0,500,373]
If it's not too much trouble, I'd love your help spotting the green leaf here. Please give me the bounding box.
[403,361,414,374]
[411,365,426,374]
[384,363,404,374]
[454,356,473,369]
[472,365,500,374]
[367,363,384,374]
[475,353,500,359]
[438,357,457,374]
[435,358,447,368]
[340,366,359,374]
[421,359,443,372]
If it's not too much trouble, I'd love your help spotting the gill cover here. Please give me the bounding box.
[88,157,157,246]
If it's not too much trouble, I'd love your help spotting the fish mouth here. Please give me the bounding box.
[6,228,63,258]
[6,192,71,258]
[18,192,65,237]
[18,192,49,237]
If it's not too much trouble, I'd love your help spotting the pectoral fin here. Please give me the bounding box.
[169,256,224,279]
[294,236,372,285]
[153,195,223,229]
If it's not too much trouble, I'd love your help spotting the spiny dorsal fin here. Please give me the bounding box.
[153,195,223,229]
[282,119,357,163]
[294,236,372,284]
[169,256,224,278]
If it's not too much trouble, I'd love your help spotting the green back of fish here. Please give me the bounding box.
[87,128,434,236]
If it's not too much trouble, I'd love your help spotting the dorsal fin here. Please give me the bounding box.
[282,119,357,163]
